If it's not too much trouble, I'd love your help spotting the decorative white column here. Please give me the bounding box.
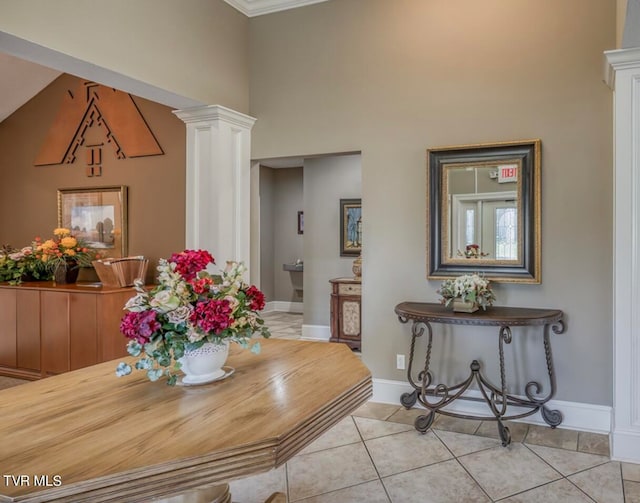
[605,47,640,463]
[173,105,256,272]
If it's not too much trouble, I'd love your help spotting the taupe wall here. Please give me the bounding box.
[303,154,362,327]
[259,166,276,300]
[0,74,186,273]
[250,0,615,405]
[259,166,304,302]
[0,0,249,112]
[272,167,304,302]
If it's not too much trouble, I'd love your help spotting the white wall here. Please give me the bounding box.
[304,154,362,326]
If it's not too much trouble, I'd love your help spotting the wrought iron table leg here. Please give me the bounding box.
[525,322,565,428]
[401,390,418,408]
[415,412,435,434]
[497,420,511,447]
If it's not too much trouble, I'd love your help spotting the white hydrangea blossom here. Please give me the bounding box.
[438,273,495,309]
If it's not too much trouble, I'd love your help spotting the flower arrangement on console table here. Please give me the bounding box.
[437,273,496,313]
[0,228,97,285]
[116,249,271,386]
[36,228,98,284]
[0,245,48,284]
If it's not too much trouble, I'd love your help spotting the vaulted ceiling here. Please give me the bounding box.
[0,0,330,124]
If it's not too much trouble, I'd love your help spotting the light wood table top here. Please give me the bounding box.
[0,339,372,503]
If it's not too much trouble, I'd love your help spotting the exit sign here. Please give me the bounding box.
[498,164,518,183]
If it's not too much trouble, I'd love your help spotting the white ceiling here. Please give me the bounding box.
[0,0,329,124]
[223,0,329,17]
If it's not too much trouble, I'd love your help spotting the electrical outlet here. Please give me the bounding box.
[396,354,405,370]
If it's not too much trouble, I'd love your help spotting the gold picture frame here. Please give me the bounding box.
[340,199,362,256]
[57,186,128,259]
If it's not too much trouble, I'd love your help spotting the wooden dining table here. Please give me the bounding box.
[0,339,372,503]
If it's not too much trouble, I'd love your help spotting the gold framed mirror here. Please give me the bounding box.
[427,139,541,283]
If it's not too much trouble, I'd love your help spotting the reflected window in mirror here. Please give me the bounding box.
[427,140,541,283]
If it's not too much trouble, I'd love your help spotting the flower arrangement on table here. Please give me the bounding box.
[457,244,490,259]
[35,228,97,273]
[0,245,49,285]
[437,273,496,311]
[116,249,271,385]
[0,228,96,285]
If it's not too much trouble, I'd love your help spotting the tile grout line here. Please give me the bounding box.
[429,429,495,502]
[352,415,394,503]
[520,442,603,503]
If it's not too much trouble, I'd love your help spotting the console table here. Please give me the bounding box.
[394,302,565,446]
[0,282,134,380]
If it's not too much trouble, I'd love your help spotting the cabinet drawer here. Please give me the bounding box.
[338,283,361,296]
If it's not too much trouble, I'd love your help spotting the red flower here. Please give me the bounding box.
[120,311,161,344]
[169,249,215,281]
[245,285,265,311]
[190,298,233,334]
[191,276,214,295]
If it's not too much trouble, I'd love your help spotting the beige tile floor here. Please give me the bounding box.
[235,311,640,503]
[227,400,639,503]
[1,312,638,502]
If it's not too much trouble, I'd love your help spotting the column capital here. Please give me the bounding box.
[173,104,256,129]
[604,47,640,89]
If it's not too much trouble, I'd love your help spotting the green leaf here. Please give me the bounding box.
[115,362,132,377]
[135,358,153,370]
[147,368,163,381]
[127,341,143,357]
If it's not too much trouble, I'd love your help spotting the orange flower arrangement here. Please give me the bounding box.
[34,228,98,272]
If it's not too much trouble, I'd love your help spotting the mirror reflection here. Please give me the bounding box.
[443,162,521,263]
[426,139,540,284]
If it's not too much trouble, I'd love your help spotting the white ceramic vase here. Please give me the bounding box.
[179,341,229,385]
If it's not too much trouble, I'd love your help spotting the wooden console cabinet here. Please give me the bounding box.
[0,282,135,379]
[329,277,361,350]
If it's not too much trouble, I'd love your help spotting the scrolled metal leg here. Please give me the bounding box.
[415,412,435,434]
[497,420,511,447]
[401,390,418,409]
[541,406,563,427]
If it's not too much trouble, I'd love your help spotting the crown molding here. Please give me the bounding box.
[223,0,329,17]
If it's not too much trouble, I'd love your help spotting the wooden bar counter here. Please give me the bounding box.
[0,339,372,502]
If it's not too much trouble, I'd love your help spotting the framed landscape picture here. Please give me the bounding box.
[57,186,128,259]
[340,198,362,256]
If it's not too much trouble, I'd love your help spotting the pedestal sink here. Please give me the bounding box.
[283,262,303,296]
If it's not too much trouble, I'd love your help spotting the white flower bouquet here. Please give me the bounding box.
[437,273,495,311]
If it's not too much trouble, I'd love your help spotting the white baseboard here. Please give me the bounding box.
[264,301,303,313]
[612,429,640,463]
[301,324,330,342]
[372,378,612,434]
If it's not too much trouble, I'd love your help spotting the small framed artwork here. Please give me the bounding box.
[340,198,362,256]
[57,185,128,259]
[298,211,304,235]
